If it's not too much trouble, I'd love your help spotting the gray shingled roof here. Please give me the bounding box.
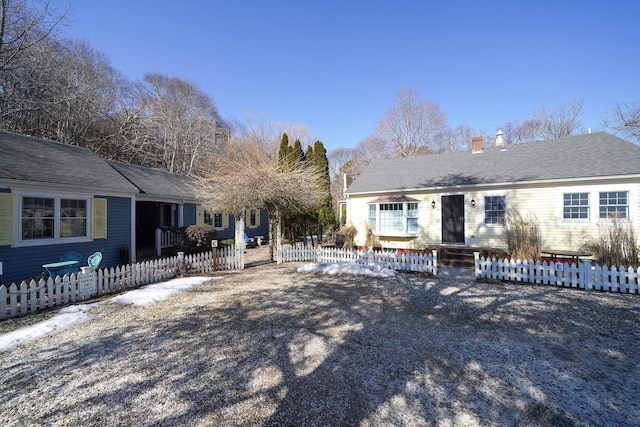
[107,161,198,200]
[346,132,640,194]
[0,130,138,193]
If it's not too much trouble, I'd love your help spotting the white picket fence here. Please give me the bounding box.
[0,246,241,320]
[474,252,640,294]
[278,246,438,275]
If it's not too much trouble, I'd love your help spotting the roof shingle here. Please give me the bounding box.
[346,132,640,194]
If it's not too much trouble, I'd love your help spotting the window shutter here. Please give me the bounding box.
[196,205,204,225]
[0,193,14,246]
[255,209,261,227]
[223,213,229,229]
[92,198,108,239]
[245,208,251,226]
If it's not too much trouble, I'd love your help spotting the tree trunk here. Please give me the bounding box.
[234,212,245,269]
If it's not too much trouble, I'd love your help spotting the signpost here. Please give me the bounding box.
[212,240,218,271]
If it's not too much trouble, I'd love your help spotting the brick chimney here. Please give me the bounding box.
[472,136,483,153]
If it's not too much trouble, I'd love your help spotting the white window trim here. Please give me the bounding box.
[480,192,508,228]
[556,184,635,226]
[368,200,420,237]
[561,192,591,223]
[14,190,92,247]
[213,213,225,230]
[247,208,258,229]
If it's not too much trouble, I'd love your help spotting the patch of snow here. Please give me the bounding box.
[297,262,396,278]
[0,276,216,353]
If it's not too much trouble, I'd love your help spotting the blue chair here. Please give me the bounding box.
[60,252,82,274]
[87,251,102,271]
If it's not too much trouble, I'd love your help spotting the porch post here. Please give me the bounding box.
[177,203,184,227]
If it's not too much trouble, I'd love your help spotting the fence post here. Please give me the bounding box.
[473,252,480,279]
[432,250,438,276]
[582,259,592,290]
[177,251,185,271]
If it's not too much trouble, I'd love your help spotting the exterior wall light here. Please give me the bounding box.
[471,198,476,207]
[431,199,436,209]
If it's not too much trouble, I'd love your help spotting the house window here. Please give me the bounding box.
[600,191,628,220]
[60,199,87,237]
[203,211,212,225]
[249,209,257,227]
[22,197,54,239]
[20,195,89,242]
[213,213,223,228]
[484,196,505,225]
[368,204,377,230]
[563,193,589,220]
[368,200,419,235]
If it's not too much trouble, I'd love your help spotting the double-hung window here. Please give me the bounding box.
[368,197,419,235]
[20,194,90,244]
[484,196,506,225]
[563,193,589,220]
[213,213,223,228]
[600,191,628,220]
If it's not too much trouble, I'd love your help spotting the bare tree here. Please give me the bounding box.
[195,123,323,262]
[440,125,489,152]
[498,98,584,143]
[136,73,227,175]
[374,88,449,157]
[604,101,640,143]
[0,0,67,130]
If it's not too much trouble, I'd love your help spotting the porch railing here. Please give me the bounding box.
[155,228,178,256]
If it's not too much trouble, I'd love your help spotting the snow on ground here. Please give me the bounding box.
[297,262,396,277]
[0,276,214,353]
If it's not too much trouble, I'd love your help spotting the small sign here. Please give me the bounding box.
[555,262,564,271]
[211,239,218,248]
[78,272,97,298]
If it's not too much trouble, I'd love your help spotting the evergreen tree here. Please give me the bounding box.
[278,133,291,171]
[292,139,306,165]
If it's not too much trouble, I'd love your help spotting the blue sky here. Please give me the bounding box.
[56,0,639,151]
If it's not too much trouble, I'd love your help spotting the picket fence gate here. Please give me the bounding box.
[278,246,438,275]
[0,246,241,320]
[474,252,640,294]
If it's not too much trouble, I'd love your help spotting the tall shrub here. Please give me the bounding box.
[581,217,639,268]
[176,224,217,254]
[502,208,542,261]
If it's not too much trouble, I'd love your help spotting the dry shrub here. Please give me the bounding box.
[502,208,541,261]
[581,217,639,268]
[176,224,217,254]
[338,222,356,250]
[363,221,379,250]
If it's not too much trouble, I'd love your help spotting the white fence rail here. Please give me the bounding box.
[474,253,640,294]
[1,246,241,320]
[278,246,438,275]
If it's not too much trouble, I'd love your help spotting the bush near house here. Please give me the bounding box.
[176,224,217,255]
[502,208,542,262]
[581,217,639,268]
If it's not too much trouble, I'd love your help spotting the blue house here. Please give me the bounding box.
[0,130,199,284]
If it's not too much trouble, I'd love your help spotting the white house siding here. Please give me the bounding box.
[347,178,640,254]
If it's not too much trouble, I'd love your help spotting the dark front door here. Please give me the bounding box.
[442,195,465,244]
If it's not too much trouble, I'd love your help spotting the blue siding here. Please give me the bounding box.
[0,195,132,285]
[215,210,270,242]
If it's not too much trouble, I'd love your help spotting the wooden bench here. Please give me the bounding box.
[541,249,591,264]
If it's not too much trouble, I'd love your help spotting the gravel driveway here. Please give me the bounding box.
[1,263,639,426]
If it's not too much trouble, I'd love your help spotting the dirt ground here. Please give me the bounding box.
[1,262,639,426]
